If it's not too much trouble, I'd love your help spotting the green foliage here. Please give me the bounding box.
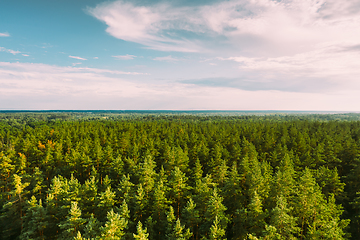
[58,201,86,239]
[20,196,48,240]
[99,209,127,239]
[0,114,358,239]
[133,221,149,240]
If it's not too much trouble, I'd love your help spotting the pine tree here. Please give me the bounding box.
[74,231,86,240]
[163,146,189,173]
[202,188,228,239]
[145,216,157,240]
[20,196,48,240]
[0,174,30,239]
[167,218,192,240]
[134,184,146,223]
[110,156,124,181]
[182,198,200,240]
[0,151,15,194]
[117,174,134,206]
[293,168,349,239]
[97,185,116,222]
[58,201,86,239]
[45,175,68,235]
[152,179,170,239]
[268,195,299,240]
[138,155,156,195]
[133,221,149,240]
[99,209,127,239]
[191,158,203,185]
[235,191,266,239]
[118,200,132,240]
[30,167,45,198]
[79,174,98,219]
[272,153,295,199]
[211,159,228,188]
[209,216,226,240]
[169,167,191,218]
[223,162,242,217]
[82,214,101,239]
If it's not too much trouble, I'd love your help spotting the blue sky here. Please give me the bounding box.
[1,0,360,110]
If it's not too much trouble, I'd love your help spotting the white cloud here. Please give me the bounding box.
[93,57,99,59]
[0,32,10,37]
[1,61,360,110]
[214,43,360,92]
[89,0,360,55]
[113,54,136,60]
[0,47,21,55]
[0,62,149,97]
[69,55,87,60]
[22,54,29,57]
[88,0,360,97]
[88,1,204,52]
[153,55,178,62]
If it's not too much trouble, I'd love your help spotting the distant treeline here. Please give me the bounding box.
[1,114,360,239]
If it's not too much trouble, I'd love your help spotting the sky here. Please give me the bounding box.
[1,0,360,110]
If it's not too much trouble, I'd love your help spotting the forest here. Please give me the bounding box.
[1,111,360,239]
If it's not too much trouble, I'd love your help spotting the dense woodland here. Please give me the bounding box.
[1,112,360,239]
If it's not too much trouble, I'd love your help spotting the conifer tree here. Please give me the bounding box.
[133,221,149,240]
[138,155,156,195]
[152,179,170,239]
[223,162,242,214]
[191,158,203,185]
[97,185,116,222]
[0,174,30,239]
[46,175,67,234]
[293,168,349,239]
[117,174,134,205]
[169,167,191,218]
[82,214,101,240]
[0,152,15,194]
[79,174,98,219]
[211,159,228,188]
[74,231,85,240]
[167,218,192,240]
[99,209,127,239]
[202,188,228,239]
[209,216,226,240]
[236,191,266,239]
[145,216,157,240]
[110,156,124,181]
[134,184,146,223]
[20,196,48,240]
[268,195,299,239]
[58,201,86,240]
[163,146,189,173]
[182,198,200,240]
[30,167,45,198]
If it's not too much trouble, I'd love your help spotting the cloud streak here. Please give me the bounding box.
[113,54,136,60]
[0,32,10,37]
[69,55,87,60]
[0,47,21,55]
[153,55,178,62]
[0,62,149,98]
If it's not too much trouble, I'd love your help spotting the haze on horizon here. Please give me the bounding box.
[1,0,360,111]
